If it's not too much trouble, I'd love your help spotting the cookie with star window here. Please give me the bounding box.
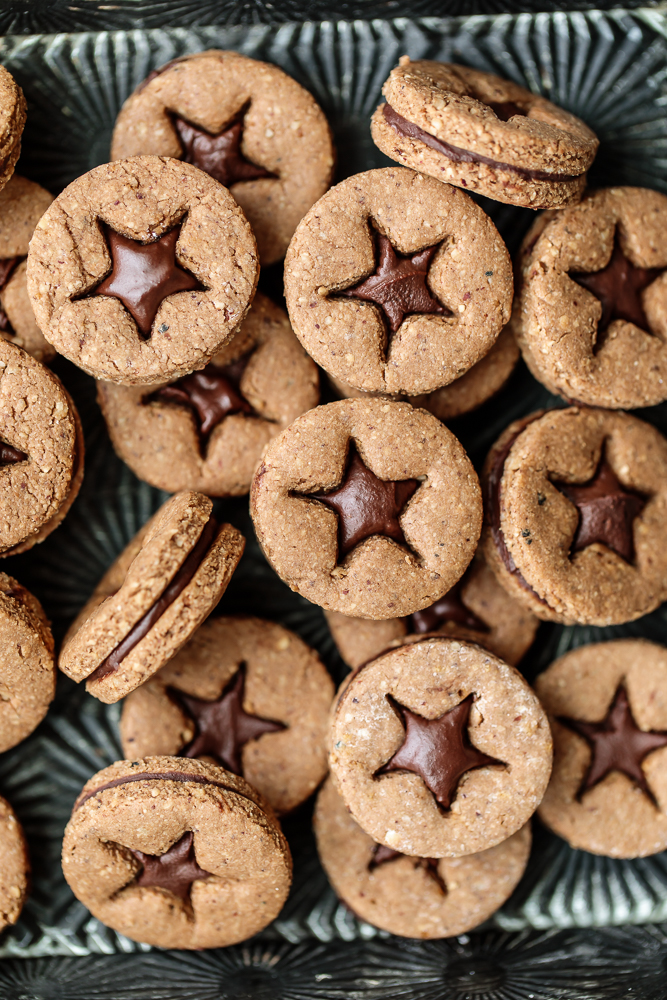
[283,166,512,396]
[314,777,531,938]
[97,292,319,496]
[62,756,292,949]
[110,50,334,266]
[0,66,26,197]
[482,406,667,626]
[514,187,667,409]
[26,155,258,386]
[250,398,482,620]
[536,640,667,858]
[119,615,334,815]
[329,637,552,858]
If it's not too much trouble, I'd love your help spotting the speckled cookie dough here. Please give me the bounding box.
[514,187,667,409]
[536,640,667,858]
[315,778,531,938]
[0,67,26,195]
[62,756,292,949]
[482,407,667,626]
[250,398,482,620]
[119,615,334,815]
[284,166,512,396]
[111,51,334,266]
[0,339,84,557]
[59,491,245,703]
[98,292,319,496]
[330,638,551,858]
[371,58,597,209]
[26,155,258,385]
[0,794,29,930]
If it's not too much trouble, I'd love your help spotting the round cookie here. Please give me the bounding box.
[325,551,539,670]
[0,175,55,363]
[26,155,258,386]
[284,166,512,396]
[329,324,519,421]
[250,398,482,619]
[0,339,84,557]
[371,57,597,209]
[314,778,531,938]
[0,795,29,930]
[329,638,552,858]
[536,640,667,858]
[119,616,334,815]
[59,491,245,704]
[514,187,667,409]
[62,756,292,949]
[97,292,319,496]
[482,407,667,626]
[0,573,55,752]
[0,67,26,195]
[111,50,334,266]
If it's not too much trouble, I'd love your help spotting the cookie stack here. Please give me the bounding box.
[0,44,666,949]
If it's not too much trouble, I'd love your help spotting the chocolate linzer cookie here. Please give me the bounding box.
[0,67,26,195]
[514,187,667,409]
[0,175,55,363]
[0,339,84,556]
[284,166,512,396]
[0,573,55,752]
[59,492,245,704]
[315,778,531,938]
[120,616,334,815]
[62,756,292,949]
[111,51,334,266]
[326,551,539,670]
[330,638,551,858]
[536,640,667,858]
[250,398,482,619]
[98,292,319,496]
[0,795,29,930]
[372,58,597,210]
[483,407,667,626]
[26,155,258,385]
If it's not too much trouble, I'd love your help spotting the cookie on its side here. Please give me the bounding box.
[0,795,29,930]
[371,58,597,209]
[0,67,26,195]
[59,492,245,703]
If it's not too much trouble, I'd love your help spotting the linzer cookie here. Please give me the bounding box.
[98,292,319,496]
[329,638,552,858]
[62,757,292,949]
[0,795,29,930]
[59,492,245,703]
[514,187,667,409]
[111,51,334,265]
[326,551,539,670]
[119,616,334,815]
[372,58,597,209]
[536,640,667,858]
[250,398,482,619]
[0,339,83,556]
[482,407,667,625]
[26,155,258,385]
[0,175,54,363]
[284,166,512,395]
[0,67,26,195]
[315,778,531,938]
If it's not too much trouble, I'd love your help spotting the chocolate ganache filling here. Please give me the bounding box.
[382,103,579,183]
[89,516,218,683]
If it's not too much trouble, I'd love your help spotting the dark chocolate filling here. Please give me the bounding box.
[382,103,580,183]
[73,769,253,812]
[0,442,27,467]
[88,516,218,684]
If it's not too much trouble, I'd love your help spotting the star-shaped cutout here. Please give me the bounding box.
[341,232,448,334]
[150,355,254,442]
[171,664,285,775]
[368,843,446,893]
[554,455,647,564]
[487,100,527,121]
[174,107,275,188]
[128,831,212,902]
[559,685,667,805]
[571,235,662,334]
[376,694,505,811]
[0,443,26,467]
[95,225,203,339]
[409,581,489,635]
[303,446,419,558]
